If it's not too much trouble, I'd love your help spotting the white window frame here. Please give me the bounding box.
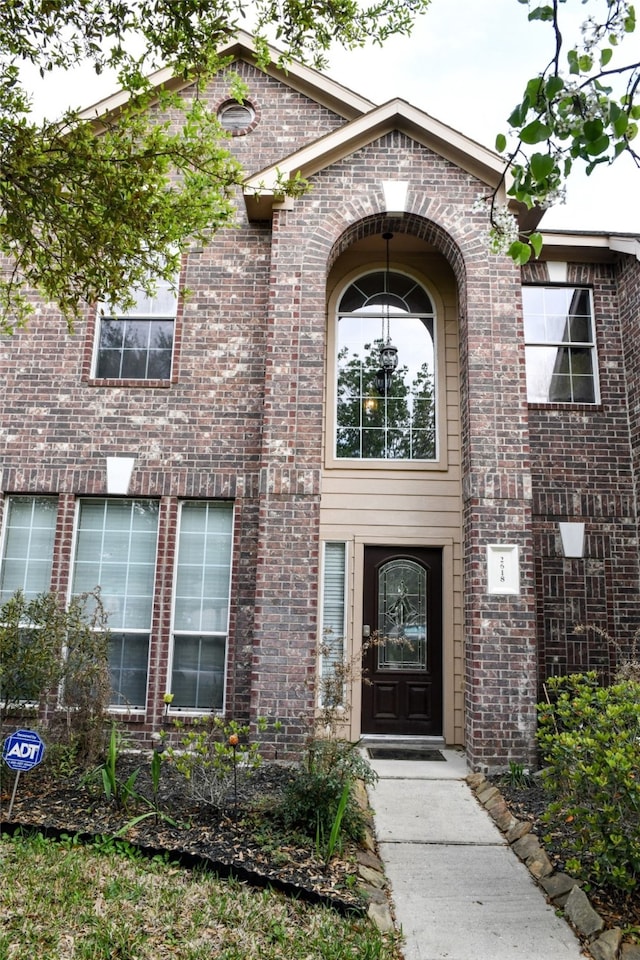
[523,285,600,404]
[69,498,160,712]
[93,269,178,381]
[330,267,442,468]
[167,501,235,715]
[319,541,348,707]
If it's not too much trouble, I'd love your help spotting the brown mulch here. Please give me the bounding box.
[497,778,640,936]
[0,757,367,915]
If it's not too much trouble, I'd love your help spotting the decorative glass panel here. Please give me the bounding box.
[377,559,427,671]
[0,497,57,602]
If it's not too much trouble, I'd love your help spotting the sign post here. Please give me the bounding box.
[2,729,46,820]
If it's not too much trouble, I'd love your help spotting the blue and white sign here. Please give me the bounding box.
[2,728,46,772]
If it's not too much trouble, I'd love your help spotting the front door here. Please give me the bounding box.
[361,546,442,736]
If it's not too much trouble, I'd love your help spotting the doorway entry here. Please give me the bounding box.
[361,546,443,736]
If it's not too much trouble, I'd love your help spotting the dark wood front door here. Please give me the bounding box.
[361,546,442,736]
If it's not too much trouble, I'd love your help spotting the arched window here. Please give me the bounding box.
[336,271,436,460]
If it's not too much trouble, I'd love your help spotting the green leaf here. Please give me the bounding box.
[545,75,564,98]
[519,119,552,144]
[600,47,613,68]
[529,232,544,258]
[585,134,610,156]
[508,100,528,127]
[583,119,604,142]
[612,111,628,138]
[528,5,554,21]
[508,240,532,265]
[530,152,555,180]
[495,133,507,152]
[525,76,545,103]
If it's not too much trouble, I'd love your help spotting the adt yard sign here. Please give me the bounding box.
[2,728,45,772]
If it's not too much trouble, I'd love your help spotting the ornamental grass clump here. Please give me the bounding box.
[537,671,640,894]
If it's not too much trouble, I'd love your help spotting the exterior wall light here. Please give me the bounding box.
[375,232,399,395]
[559,522,585,558]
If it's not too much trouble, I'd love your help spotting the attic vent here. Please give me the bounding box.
[218,101,256,134]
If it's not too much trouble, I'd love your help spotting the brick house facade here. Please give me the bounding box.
[1,34,638,770]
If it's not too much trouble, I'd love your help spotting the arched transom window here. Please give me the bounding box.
[336,270,436,460]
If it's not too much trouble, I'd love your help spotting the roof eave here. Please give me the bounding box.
[78,30,374,125]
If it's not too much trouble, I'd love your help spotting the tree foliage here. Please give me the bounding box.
[488,0,639,263]
[0,0,431,332]
[0,588,110,732]
[1,2,638,328]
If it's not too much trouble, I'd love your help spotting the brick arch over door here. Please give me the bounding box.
[325,213,466,292]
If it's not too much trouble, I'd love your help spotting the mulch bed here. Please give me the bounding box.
[496,778,640,935]
[0,757,367,915]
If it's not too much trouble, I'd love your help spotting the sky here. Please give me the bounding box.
[22,0,640,236]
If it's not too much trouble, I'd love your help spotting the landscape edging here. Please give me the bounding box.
[466,772,637,960]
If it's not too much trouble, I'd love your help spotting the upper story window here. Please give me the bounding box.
[336,271,436,460]
[523,286,599,403]
[94,271,178,381]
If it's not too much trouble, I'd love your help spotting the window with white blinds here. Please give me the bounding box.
[170,501,233,710]
[0,497,57,602]
[320,542,347,700]
[71,499,159,709]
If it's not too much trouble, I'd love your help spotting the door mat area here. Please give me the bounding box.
[367,747,445,761]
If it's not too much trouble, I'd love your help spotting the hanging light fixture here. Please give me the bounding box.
[375,232,398,395]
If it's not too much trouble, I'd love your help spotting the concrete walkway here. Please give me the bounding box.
[366,748,584,960]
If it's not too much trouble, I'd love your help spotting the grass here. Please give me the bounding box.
[0,829,401,960]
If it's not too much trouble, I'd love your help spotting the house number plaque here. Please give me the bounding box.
[486,544,520,595]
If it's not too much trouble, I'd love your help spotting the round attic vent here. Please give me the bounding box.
[218,101,256,134]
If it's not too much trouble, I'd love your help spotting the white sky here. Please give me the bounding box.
[22,0,640,235]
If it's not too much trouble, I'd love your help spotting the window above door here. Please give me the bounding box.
[335,270,437,462]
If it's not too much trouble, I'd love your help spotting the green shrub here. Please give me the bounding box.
[278,738,377,846]
[537,672,640,893]
[164,715,266,810]
[0,589,111,768]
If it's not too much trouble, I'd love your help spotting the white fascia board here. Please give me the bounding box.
[609,235,640,261]
[541,230,640,262]
[78,30,373,125]
[244,98,506,218]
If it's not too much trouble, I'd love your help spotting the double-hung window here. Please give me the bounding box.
[0,497,57,603]
[171,502,233,711]
[523,286,598,403]
[95,271,177,380]
[71,499,159,709]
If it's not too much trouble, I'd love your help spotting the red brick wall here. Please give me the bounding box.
[1,58,638,766]
[524,260,640,686]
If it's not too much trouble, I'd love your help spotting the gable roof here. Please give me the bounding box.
[79,30,374,124]
[243,96,515,222]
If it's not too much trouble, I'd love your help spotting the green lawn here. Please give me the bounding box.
[0,830,401,960]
